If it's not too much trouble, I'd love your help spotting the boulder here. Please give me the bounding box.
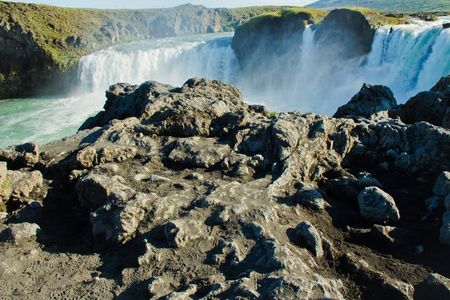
[76,173,132,209]
[294,187,326,211]
[333,83,398,119]
[433,171,450,196]
[0,142,39,168]
[164,219,205,248]
[401,76,450,127]
[90,191,154,244]
[295,221,324,258]
[1,222,40,242]
[1,170,44,207]
[357,186,400,223]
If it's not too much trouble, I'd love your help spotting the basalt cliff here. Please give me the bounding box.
[0,76,449,299]
[0,2,409,100]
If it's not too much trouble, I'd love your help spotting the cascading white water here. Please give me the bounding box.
[0,20,449,148]
[78,33,239,93]
[364,18,450,100]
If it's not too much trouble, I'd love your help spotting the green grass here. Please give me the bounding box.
[237,7,328,32]
[308,0,450,12]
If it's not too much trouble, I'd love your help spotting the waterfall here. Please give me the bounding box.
[1,21,449,148]
[364,19,450,101]
[78,33,239,93]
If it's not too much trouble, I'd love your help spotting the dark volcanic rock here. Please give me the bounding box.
[1,77,450,299]
[333,83,399,119]
[401,75,450,128]
[314,9,376,62]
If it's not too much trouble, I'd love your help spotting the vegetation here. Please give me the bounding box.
[343,7,410,27]
[308,0,450,12]
[218,6,299,31]
[239,7,328,31]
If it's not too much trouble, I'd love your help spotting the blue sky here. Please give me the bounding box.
[4,0,317,9]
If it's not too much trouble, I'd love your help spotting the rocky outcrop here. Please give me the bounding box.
[333,83,399,119]
[314,9,376,62]
[0,77,449,298]
[231,9,325,71]
[401,76,450,128]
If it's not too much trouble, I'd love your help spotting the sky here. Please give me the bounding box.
[4,0,317,9]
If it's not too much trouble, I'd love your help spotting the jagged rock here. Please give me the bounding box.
[2,77,450,299]
[294,185,326,210]
[1,222,40,242]
[255,238,311,272]
[168,137,231,168]
[295,221,324,258]
[1,170,44,206]
[333,83,398,119]
[164,219,205,248]
[75,143,137,168]
[76,173,132,209]
[211,241,243,266]
[0,142,39,168]
[82,78,251,138]
[148,277,172,299]
[401,76,450,127]
[431,75,450,93]
[90,191,155,244]
[260,275,344,300]
[138,240,161,265]
[395,152,412,170]
[433,171,450,196]
[357,186,400,223]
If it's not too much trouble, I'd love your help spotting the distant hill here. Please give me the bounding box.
[307,0,450,12]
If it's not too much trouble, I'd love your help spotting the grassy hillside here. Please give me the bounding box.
[237,7,328,32]
[308,0,450,12]
[219,6,306,31]
[0,1,292,98]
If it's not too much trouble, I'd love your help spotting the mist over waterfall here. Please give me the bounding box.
[0,19,449,148]
[78,33,239,93]
[77,18,450,116]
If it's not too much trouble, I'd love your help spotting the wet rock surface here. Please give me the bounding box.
[0,77,449,299]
